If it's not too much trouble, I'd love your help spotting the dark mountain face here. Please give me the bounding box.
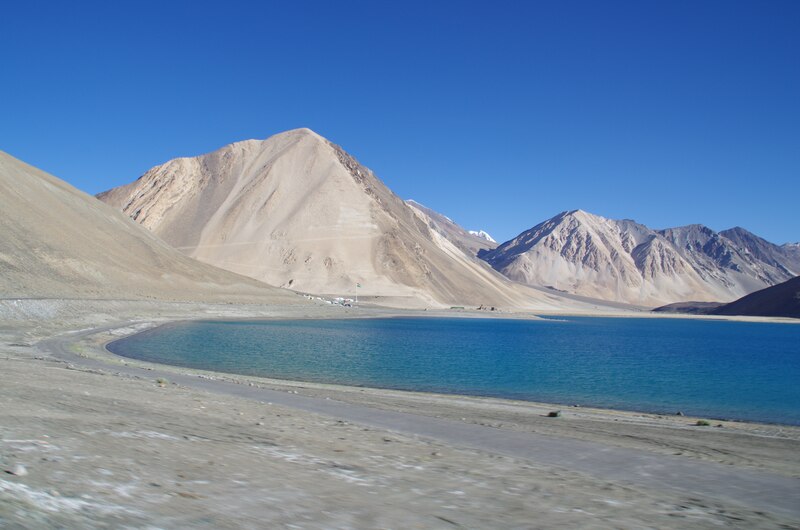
[712,276,800,319]
[659,225,742,272]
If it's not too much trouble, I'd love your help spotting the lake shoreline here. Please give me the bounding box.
[104,313,800,427]
[2,298,799,527]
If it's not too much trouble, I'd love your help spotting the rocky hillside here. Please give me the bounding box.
[481,210,798,307]
[659,225,798,295]
[479,210,716,306]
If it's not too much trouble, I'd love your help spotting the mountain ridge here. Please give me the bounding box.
[481,210,798,306]
[98,129,596,311]
[97,128,797,309]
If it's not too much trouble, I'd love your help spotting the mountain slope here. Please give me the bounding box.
[98,129,587,310]
[719,227,800,278]
[405,200,497,257]
[0,150,297,303]
[481,210,797,307]
[658,225,796,296]
[479,210,715,306]
[711,276,800,318]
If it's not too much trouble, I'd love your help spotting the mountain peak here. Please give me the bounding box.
[661,224,717,239]
[276,127,325,140]
[258,127,330,149]
[720,226,773,245]
[144,129,331,170]
[671,223,712,231]
[726,226,750,233]
[562,209,605,223]
[468,230,496,243]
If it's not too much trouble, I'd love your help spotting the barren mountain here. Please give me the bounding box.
[479,210,716,306]
[659,225,797,296]
[405,200,497,257]
[719,227,800,277]
[711,276,800,319]
[480,211,798,306]
[0,150,297,303]
[99,129,589,310]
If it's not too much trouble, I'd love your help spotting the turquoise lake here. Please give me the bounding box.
[108,317,800,425]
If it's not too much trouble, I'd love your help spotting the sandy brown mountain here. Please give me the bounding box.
[481,210,799,307]
[98,129,595,310]
[0,150,297,303]
[480,210,716,306]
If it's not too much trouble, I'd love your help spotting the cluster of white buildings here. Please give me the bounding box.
[301,294,356,307]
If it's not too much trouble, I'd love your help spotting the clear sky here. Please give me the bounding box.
[2,1,798,244]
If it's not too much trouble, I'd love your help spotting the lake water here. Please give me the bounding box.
[108,316,800,425]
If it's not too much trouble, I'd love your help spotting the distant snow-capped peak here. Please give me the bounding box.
[469,230,496,243]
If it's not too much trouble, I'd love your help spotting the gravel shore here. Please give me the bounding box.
[1,299,798,529]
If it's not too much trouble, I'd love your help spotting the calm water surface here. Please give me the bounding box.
[108,317,800,425]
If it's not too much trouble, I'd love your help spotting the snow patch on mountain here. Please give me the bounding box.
[468,230,496,243]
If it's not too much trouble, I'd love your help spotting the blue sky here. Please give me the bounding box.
[2,1,798,244]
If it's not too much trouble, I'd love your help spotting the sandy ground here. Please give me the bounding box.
[1,299,799,529]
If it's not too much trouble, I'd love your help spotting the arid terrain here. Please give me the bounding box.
[4,1,799,527]
[98,130,799,309]
[2,135,798,529]
[1,299,798,529]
